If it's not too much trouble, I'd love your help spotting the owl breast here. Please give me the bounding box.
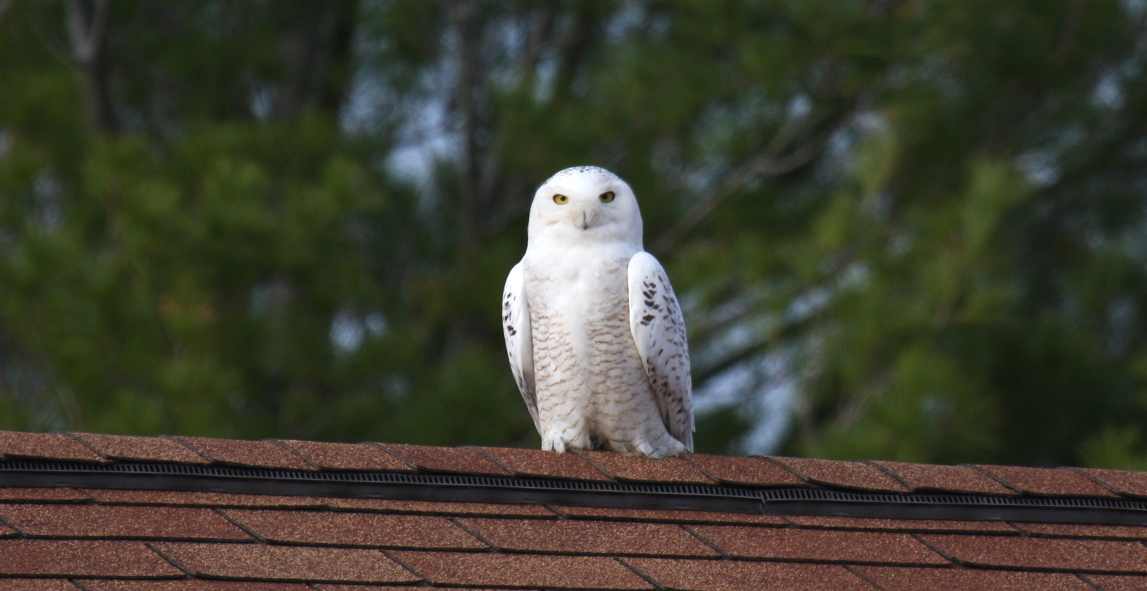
[524,251,664,452]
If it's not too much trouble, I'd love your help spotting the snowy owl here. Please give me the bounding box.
[501,166,694,458]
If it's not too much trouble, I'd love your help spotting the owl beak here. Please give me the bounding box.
[575,206,598,230]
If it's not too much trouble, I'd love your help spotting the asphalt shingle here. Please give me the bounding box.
[0,539,182,577]
[868,460,1017,495]
[71,433,211,464]
[153,542,421,584]
[1009,522,1147,540]
[476,445,610,480]
[0,487,90,502]
[0,580,82,591]
[574,450,715,483]
[683,453,806,486]
[169,437,315,471]
[853,566,1098,590]
[224,509,486,549]
[0,430,1144,589]
[81,582,313,591]
[81,489,326,509]
[919,534,1147,573]
[1074,468,1147,498]
[1083,574,1147,590]
[975,465,1119,497]
[0,431,106,463]
[765,457,911,492]
[552,505,788,525]
[784,516,1019,534]
[390,550,655,589]
[691,525,950,565]
[275,440,412,472]
[321,497,558,517]
[0,504,252,540]
[372,443,511,475]
[625,558,877,591]
[457,517,721,557]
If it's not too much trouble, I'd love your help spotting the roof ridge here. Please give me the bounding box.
[159,435,214,464]
[961,463,1024,495]
[264,438,323,471]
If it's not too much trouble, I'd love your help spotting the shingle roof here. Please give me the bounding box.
[0,430,1146,589]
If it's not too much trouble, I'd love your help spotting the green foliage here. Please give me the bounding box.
[2,1,1147,467]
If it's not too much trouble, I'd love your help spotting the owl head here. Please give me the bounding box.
[527,166,643,247]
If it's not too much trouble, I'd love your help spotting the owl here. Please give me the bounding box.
[501,166,693,458]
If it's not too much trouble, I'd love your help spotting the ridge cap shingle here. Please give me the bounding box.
[0,429,1141,499]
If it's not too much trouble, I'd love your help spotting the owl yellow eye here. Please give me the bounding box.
[553,194,569,204]
[599,191,615,203]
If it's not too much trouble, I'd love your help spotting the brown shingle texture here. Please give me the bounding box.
[0,431,106,462]
[765,457,910,492]
[477,446,610,480]
[552,505,787,525]
[1074,468,1147,498]
[314,588,519,591]
[0,580,82,591]
[0,504,251,540]
[920,534,1147,572]
[869,460,1017,495]
[1010,522,1147,539]
[975,465,1119,497]
[321,497,558,517]
[0,487,90,502]
[170,437,315,471]
[153,542,421,583]
[390,550,655,589]
[373,443,510,475]
[72,432,211,464]
[854,566,1098,590]
[83,582,313,590]
[312,586,519,591]
[1082,574,1147,590]
[683,453,805,486]
[0,539,182,577]
[625,558,877,591]
[574,450,714,483]
[225,509,486,549]
[275,440,411,471]
[457,517,721,557]
[692,525,950,564]
[784,515,1019,534]
[81,489,325,508]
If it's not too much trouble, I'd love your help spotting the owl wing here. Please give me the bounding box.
[628,252,694,451]
[502,262,539,431]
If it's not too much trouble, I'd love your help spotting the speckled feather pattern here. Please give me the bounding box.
[502,167,693,458]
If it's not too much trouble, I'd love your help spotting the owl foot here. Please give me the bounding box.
[542,427,592,453]
[621,436,687,459]
[541,435,568,453]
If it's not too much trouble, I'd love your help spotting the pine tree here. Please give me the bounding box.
[2,1,1147,468]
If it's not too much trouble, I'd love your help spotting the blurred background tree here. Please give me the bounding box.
[2,0,1147,468]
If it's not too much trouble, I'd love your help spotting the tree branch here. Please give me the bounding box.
[445,0,482,259]
[520,4,557,81]
[66,0,119,132]
[650,120,838,256]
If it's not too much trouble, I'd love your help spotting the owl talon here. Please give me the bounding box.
[541,434,568,453]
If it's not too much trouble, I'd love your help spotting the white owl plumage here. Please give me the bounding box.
[501,166,694,458]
